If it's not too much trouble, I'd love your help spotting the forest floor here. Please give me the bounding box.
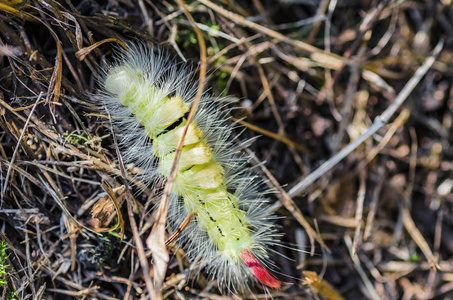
[0,0,452,299]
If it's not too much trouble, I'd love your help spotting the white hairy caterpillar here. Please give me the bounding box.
[97,42,282,293]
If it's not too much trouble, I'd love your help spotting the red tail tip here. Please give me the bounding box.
[239,249,282,289]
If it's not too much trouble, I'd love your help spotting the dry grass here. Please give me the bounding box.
[0,0,452,299]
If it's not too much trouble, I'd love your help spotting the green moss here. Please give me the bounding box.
[64,132,90,146]
[7,291,17,300]
[0,240,10,287]
[212,70,229,93]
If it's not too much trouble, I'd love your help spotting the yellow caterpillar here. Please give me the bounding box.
[98,42,281,292]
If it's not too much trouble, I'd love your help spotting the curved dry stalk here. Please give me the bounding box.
[145,1,207,298]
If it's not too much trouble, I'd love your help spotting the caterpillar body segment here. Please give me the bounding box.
[98,43,281,292]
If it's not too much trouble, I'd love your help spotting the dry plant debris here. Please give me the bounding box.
[0,0,452,299]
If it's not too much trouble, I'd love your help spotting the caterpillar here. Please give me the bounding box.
[97,42,282,293]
